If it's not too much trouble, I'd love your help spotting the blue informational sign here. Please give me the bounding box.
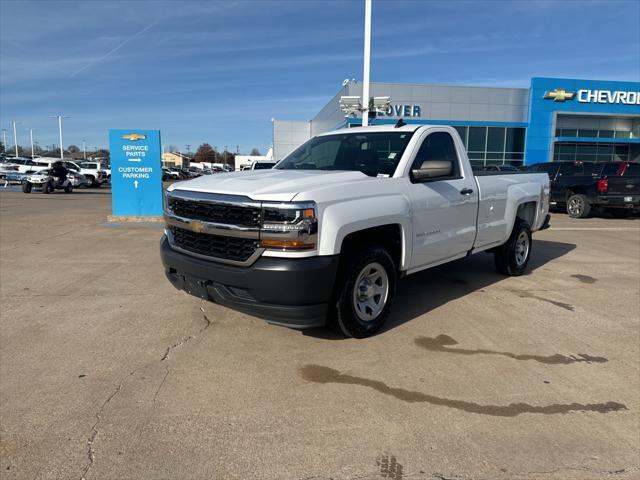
[108,129,163,216]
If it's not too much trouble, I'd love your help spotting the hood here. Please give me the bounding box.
[168,169,374,202]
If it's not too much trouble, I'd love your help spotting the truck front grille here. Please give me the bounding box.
[169,226,259,263]
[169,197,261,227]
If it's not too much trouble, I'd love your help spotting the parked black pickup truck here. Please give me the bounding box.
[527,161,640,218]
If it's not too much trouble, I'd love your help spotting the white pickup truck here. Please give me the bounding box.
[161,125,550,337]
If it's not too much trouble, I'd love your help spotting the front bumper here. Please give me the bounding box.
[160,235,339,328]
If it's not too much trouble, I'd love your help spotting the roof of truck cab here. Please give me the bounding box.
[317,124,434,136]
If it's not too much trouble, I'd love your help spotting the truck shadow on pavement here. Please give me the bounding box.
[304,239,576,339]
[384,239,577,333]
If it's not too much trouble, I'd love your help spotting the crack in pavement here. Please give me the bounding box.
[79,301,212,478]
[79,370,137,480]
[160,301,212,361]
[135,369,171,444]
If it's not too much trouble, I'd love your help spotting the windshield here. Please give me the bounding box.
[275,131,414,177]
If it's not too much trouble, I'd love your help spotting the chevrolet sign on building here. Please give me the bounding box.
[273,77,640,165]
[577,89,640,104]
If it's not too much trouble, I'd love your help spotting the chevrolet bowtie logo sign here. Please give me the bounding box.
[121,133,146,141]
[189,221,205,233]
[544,89,575,102]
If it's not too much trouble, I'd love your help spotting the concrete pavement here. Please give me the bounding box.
[0,188,638,479]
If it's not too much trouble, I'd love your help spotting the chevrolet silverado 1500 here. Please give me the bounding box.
[161,125,550,337]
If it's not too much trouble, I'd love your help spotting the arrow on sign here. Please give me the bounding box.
[134,180,139,189]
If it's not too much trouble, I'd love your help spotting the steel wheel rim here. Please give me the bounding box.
[568,197,582,216]
[515,231,530,266]
[352,262,389,322]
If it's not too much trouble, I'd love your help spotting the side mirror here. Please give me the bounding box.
[412,160,452,180]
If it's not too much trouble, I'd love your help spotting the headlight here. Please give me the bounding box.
[260,202,318,251]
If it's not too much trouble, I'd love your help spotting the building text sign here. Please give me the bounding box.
[108,129,163,217]
[378,104,422,117]
[544,88,639,105]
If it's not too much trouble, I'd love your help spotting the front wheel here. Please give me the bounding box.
[64,183,73,193]
[567,194,591,218]
[42,182,52,194]
[331,245,396,338]
[494,219,532,276]
[22,182,32,193]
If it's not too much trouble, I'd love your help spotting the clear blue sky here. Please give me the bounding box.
[1,0,639,154]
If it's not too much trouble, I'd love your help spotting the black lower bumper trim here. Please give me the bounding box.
[160,236,339,328]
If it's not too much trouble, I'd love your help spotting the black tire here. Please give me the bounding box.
[42,182,51,194]
[22,182,32,193]
[567,193,591,218]
[494,219,532,276]
[64,183,73,193]
[85,176,96,188]
[330,244,397,338]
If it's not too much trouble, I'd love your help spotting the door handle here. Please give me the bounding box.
[460,188,474,195]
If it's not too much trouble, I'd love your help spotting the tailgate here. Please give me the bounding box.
[606,176,640,195]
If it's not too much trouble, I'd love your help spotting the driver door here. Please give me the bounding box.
[407,130,478,269]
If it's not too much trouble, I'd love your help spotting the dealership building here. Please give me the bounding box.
[273,77,640,166]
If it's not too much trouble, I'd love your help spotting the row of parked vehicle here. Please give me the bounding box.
[0,156,110,189]
[162,165,234,181]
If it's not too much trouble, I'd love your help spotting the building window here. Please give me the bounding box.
[578,129,598,138]
[453,126,525,166]
[552,143,630,162]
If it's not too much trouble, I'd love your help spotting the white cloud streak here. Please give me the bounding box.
[69,19,158,78]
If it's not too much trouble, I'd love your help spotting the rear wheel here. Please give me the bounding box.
[42,182,52,194]
[64,183,73,193]
[495,219,532,276]
[567,194,591,218]
[331,245,396,338]
[22,182,32,193]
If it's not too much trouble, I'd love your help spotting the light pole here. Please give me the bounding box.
[12,121,19,158]
[49,115,70,160]
[30,129,35,159]
[224,145,228,166]
[361,0,372,127]
[2,129,6,155]
[82,140,86,160]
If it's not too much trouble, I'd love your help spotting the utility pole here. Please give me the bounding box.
[49,115,70,160]
[82,140,86,160]
[361,0,372,127]
[12,121,19,158]
[224,145,228,166]
[30,129,35,159]
[236,145,239,154]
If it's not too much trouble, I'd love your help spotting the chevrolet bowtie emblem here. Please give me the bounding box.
[544,89,575,102]
[190,221,205,233]
[121,133,146,141]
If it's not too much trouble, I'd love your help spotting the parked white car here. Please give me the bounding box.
[63,161,107,187]
[161,125,550,337]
